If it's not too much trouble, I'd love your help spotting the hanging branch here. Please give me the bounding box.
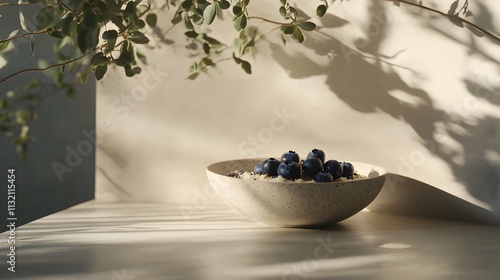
[393,0,500,43]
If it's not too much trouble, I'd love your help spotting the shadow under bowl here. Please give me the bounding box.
[206,158,387,228]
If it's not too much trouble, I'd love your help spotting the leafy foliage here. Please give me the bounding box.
[0,0,496,157]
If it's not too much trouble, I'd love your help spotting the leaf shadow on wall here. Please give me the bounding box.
[268,1,500,222]
[411,1,500,215]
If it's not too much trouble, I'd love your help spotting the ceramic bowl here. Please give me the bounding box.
[206,158,387,228]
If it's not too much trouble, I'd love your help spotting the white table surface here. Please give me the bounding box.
[2,201,500,280]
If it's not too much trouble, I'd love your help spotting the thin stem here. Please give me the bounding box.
[0,43,106,84]
[56,0,74,13]
[394,0,500,43]
[212,57,233,65]
[247,16,292,26]
[199,57,232,72]
[315,29,417,73]
[261,25,283,37]
[161,24,177,39]
[0,30,54,44]
[118,4,151,34]
[0,2,32,7]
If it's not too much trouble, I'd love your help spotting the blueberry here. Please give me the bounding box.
[277,161,301,180]
[313,171,334,182]
[302,157,323,178]
[261,157,280,176]
[342,162,354,177]
[307,149,325,164]
[324,160,343,180]
[281,150,300,163]
[253,162,265,174]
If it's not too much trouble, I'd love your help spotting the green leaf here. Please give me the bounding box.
[105,0,120,12]
[146,13,157,27]
[289,7,298,17]
[102,29,118,40]
[137,49,148,64]
[185,30,198,38]
[203,43,210,54]
[202,57,215,66]
[0,56,6,69]
[291,25,304,43]
[128,31,150,44]
[48,30,65,38]
[135,19,147,30]
[192,9,204,25]
[35,6,55,30]
[77,24,100,52]
[7,29,20,39]
[203,3,216,25]
[187,72,200,80]
[241,60,251,74]
[283,25,294,34]
[19,10,28,31]
[97,55,109,66]
[95,65,108,80]
[91,52,105,67]
[181,0,192,10]
[102,30,118,54]
[124,65,142,77]
[29,35,35,57]
[184,15,194,29]
[298,21,316,31]
[240,34,255,55]
[172,12,183,25]
[125,1,136,15]
[279,6,287,17]
[203,35,223,46]
[218,0,230,10]
[80,68,92,83]
[82,10,98,29]
[232,53,242,64]
[116,40,135,65]
[316,4,327,17]
[94,1,110,17]
[137,4,149,15]
[0,41,10,53]
[56,13,74,36]
[233,5,243,16]
[234,15,247,31]
[280,0,286,5]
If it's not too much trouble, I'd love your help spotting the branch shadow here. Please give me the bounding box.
[408,1,500,213]
[268,1,500,220]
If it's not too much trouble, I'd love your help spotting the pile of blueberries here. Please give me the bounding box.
[253,149,355,182]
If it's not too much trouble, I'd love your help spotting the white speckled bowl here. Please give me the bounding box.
[206,158,387,228]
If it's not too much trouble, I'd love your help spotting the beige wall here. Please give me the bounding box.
[96,0,500,221]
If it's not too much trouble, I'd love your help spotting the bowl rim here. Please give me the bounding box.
[206,158,387,185]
